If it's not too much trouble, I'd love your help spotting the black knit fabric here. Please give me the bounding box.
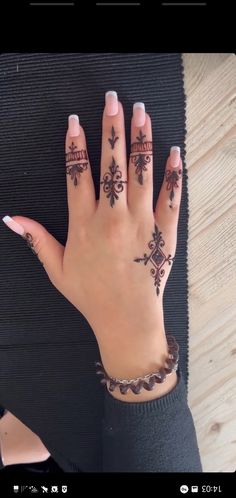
[103,370,202,472]
[0,54,192,472]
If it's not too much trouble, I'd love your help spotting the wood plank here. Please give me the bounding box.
[183,53,236,472]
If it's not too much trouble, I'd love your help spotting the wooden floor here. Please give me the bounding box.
[183,53,236,472]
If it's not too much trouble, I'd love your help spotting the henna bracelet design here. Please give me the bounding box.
[95,335,179,395]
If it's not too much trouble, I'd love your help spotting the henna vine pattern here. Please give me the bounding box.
[22,233,43,265]
[165,169,182,208]
[134,225,173,296]
[130,130,153,185]
[65,142,88,187]
[100,156,127,208]
[108,126,119,149]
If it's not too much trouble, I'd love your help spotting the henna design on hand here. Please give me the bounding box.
[108,126,119,150]
[65,142,88,187]
[130,130,153,185]
[165,169,182,208]
[100,156,127,208]
[134,225,174,296]
[22,233,44,265]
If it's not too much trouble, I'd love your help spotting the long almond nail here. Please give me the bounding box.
[68,114,80,137]
[2,216,25,236]
[133,102,146,127]
[170,146,181,168]
[105,91,118,116]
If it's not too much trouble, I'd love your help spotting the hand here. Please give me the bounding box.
[3,92,182,400]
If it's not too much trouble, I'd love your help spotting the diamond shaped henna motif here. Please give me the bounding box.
[151,248,166,268]
[134,225,174,296]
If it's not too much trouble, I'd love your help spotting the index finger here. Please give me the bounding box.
[155,146,182,238]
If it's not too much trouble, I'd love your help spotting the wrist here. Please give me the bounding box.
[97,333,179,403]
[98,327,168,380]
[107,371,178,402]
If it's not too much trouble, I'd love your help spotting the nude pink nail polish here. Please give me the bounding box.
[105,91,118,116]
[133,102,146,128]
[68,115,80,137]
[2,216,25,236]
[170,146,181,168]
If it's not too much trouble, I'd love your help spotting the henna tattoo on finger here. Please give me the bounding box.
[65,142,88,187]
[130,130,153,185]
[22,233,44,265]
[165,168,182,208]
[100,156,127,208]
[134,225,174,296]
[108,126,119,150]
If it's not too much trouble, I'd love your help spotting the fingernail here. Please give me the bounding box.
[133,102,146,128]
[170,146,181,168]
[68,114,80,137]
[105,91,118,116]
[2,215,25,236]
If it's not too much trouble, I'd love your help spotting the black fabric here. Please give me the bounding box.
[0,457,63,473]
[0,53,188,472]
[103,370,202,472]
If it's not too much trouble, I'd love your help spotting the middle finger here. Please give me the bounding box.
[99,92,127,210]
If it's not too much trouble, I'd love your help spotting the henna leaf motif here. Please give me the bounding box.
[136,130,146,143]
[165,169,182,207]
[108,126,119,149]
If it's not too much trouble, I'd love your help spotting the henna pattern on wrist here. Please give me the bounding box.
[134,225,173,296]
[165,168,182,208]
[108,126,119,150]
[65,142,88,187]
[22,233,44,265]
[130,130,153,185]
[100,156,127,207]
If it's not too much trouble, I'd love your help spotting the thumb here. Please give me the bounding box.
[2,215,64,287]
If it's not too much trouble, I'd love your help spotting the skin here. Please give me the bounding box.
[7,98,183,403]
[0,411,50,466]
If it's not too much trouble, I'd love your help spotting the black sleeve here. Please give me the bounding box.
[102,370,202,472]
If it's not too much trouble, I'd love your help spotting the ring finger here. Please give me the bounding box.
[65,115,96,223]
